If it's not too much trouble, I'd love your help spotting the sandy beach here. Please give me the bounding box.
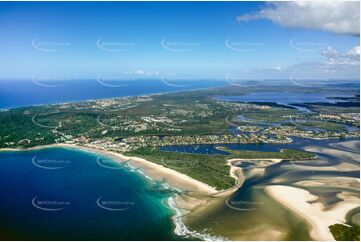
[2,139,359,241]
[0,143,232,240]
[1,144,264,197]
[265,140,360,241]
[266,185,360,241]
[0,143,219,195]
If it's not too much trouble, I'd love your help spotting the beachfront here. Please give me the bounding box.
[1,138,359,241]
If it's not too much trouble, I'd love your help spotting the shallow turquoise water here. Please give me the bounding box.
[0,147,181,240]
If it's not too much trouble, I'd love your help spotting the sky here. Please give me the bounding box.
[0,1,359,81]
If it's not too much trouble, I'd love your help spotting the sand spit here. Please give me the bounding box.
[266,185,359,241]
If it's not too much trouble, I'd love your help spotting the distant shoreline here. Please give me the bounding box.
[0,80,228,110]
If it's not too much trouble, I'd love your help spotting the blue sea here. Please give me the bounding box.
[0,147,184,240]
[0,79,226,109]
[1,80,358,110]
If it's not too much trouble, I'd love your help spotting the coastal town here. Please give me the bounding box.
[0,86,359,152]
[0,1,360,241]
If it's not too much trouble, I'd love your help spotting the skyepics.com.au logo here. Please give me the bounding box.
[224,113,246,130]
[31,111,59,129]
[32,38,71,52]
[225,198,263,211]
[32,156,71,170]
[96,74,135,87]
[96,156,132,170]
[96,39,135,52]
[225,39,264,52]
[32,74,71,88]
[289,64,332,87]
[160,73,197,88]
[161,38,199,52]
[224,71,263,87]
[159,157,188,171]
[96,114,119,129]
[32,197,70,211]
[96,197,135,211]
[289,38,328,52]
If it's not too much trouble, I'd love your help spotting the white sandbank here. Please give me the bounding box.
[265,185,359,241]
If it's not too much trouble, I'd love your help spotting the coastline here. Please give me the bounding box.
[0,143,219,194]
[0,143,231,240]
[2,140,359,241]
[1,82,227,111]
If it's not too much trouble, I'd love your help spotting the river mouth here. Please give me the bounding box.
[183,162,313,241]
[0,141,359,241]
[168,138,360,240]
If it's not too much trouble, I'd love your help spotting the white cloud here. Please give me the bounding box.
[321,46,360,66]
[286,46,360,79]
[237,1,360,36]
[233,46,360,80]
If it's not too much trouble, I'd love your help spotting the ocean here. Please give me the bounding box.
[0,147,183,240]
[0,79,226,109]
[1,80,358,110]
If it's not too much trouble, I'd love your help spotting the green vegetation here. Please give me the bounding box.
[0,108,57,147]
[295,120,347,132]
[234,108,297,124]
[218,147,316,160]
[126,148,235,190]
[127,147,316,190]
[0,85,358,149]
[329,224,360,241]
[1,84,357,190]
